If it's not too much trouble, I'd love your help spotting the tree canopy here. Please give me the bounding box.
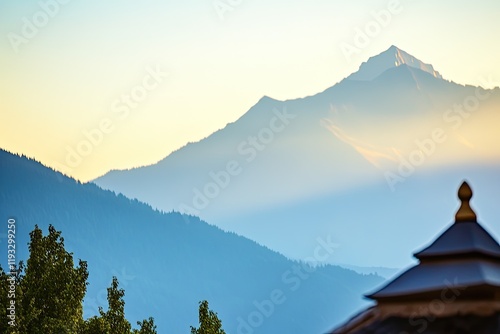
[0,225,157,334]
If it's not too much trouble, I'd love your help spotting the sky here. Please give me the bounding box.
[1,0,499,182]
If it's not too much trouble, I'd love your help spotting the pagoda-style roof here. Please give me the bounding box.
[367,182,500,302]
[340,312,500,333]
[329,182,500,334]
[415,221,500,261]
[367,258,500,301]
[415,182,500,261]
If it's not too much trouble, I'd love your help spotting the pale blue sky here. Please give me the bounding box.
[1,0,499,180]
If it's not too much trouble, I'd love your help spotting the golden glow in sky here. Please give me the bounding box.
[1,0,499,181]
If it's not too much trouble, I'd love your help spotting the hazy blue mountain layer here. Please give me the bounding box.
[0,149,383,333]
[94,46,500,268]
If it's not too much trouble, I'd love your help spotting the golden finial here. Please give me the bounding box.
[455,181,477,222]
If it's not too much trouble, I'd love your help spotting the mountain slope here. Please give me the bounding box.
[93,45,500,268]
[0,148,382,333]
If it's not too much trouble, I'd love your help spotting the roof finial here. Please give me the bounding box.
[455,181,477,222]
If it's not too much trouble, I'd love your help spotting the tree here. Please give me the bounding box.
[0,225,156,334]
[133,317,158,334]
[81,277,157,334]
[101,276,132,333]
[79,315,111,334]
[21,224,88,333]
[190,300,226,334]
[0,262,24,333]
[0,265,13,333]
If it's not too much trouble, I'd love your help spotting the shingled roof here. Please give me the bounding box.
[329,182,500,334]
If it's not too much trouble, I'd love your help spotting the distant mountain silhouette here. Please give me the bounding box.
[93,45,500,268]
[0,148,382,334]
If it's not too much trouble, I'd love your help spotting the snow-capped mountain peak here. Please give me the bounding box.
[348,45,443,81]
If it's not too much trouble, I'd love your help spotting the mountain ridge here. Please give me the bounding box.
[0,147,383,333]
[95,46,433,176]
[93,46,500,268]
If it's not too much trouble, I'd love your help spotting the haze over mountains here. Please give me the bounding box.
[94,46,500,268]
[0,149,382,333]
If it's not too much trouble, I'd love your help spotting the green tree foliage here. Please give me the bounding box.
[132,317,158,334]
[79,277,157,334]
[190,300,226,334]
[79,315,111,334]
[0,265,12,333]
[0,225,156,334]
[0,262,24,333]
[21,224,88,333]
[101,276,132,333]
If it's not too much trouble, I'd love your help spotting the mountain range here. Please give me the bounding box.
[0,149,382,333]
[94,45,500,268]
